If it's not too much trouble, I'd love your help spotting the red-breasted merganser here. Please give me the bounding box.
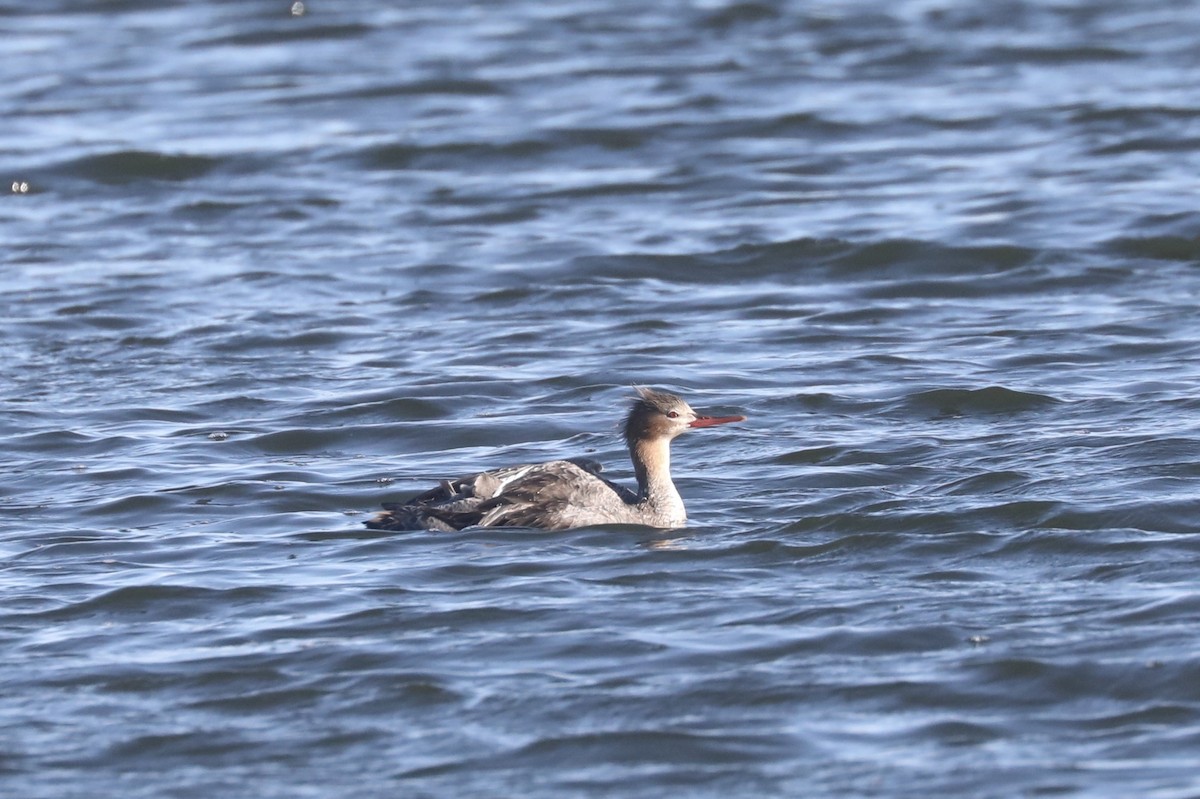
[366,387,745,531]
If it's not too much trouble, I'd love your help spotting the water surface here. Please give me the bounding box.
[3,1,1200,796]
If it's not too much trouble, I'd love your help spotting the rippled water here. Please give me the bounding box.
[4,1,1200,796]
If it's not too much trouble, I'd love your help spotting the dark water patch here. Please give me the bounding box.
[86,661,291,698]
[80,490,194,521]
[772,439,939,469]
[940,470,1032,496]
[322,394,454,423]
[841,240,1035,275]
[338,672,465,712]
[471,286,546,305]
[913,719,1005,746]
[533,179,679,201]
[250,603,570,640]
[972,657,1200,705]
[401,728,797,780]
[1107,235,1200,262]
[699,2,781,30]
[1092,135,1200,156]
[858,276,1015,300]
[773,445,845,466]
[1075,561,1162,583]
[800,624,965,657]
[780,501,1072,539]
[792,466,915,490]
[343,77,506,99]
[894,386,1060,418]
[4,429,108,455]
[22,584,283,623]
[1042,499,1200,535]
[292,525,407,542]
[1079,704,1200,731]
[211,328,360,352]
[912,569,994,583]
[357,139,553,170]
[762,392,866,416]
[992,528,1166,558]
[174,199,256,218]
[11,534,166,563]
[725,111,862,140]
[435,204,543,226]
[987,44,1136,64]
[97,730,265,767]
[115,334,174,348]
[186,684,331,713]
[85,406,207,426]
[56,150,219,185]
[548,125,657,151]
[1069,104,1200,127]
[198,22,373,49]
[34,0,190,13]
[823,676,989,713]
[564,238,1041,284]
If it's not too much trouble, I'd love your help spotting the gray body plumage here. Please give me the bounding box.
[366,388,744,532]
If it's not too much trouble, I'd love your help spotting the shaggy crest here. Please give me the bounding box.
[624,386,688,448]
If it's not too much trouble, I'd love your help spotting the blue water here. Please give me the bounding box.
[3,1,1200,796]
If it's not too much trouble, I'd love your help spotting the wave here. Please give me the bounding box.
[895,386,1061,417]
[53,150,220,185]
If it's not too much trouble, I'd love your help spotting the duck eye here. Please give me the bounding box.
[667,411,679,418]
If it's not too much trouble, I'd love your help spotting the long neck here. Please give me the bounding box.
[630,436,685,521]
